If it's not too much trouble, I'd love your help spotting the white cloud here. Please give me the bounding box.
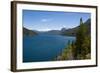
[41,19,51,22]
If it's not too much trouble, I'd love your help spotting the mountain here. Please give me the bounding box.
[61,28,67,32]
[23,19,90,36]
[41,19,91,36]
[61,18,91,36]
[42,30,61,35]
[61,27,78,36]
[23,27,38,36]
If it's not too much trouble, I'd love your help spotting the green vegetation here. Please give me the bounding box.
[56,18,91,60]
[23,27,38,37]
[75,18,91,59]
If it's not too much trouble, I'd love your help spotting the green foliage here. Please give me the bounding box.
[56,18,91,60]
[75,18,91,59]
[57,42,73,60]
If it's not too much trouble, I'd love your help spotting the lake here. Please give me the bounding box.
[23,34,76,62]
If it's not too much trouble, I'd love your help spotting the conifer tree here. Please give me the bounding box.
[76,18,88,59]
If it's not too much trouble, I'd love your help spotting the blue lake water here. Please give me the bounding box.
[23,34,75,62]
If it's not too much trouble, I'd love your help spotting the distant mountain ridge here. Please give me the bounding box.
[23,27,37,36]
[41,18,91,36]
[61,18,91,36]
[23,18,91,36]
[41,30,61,35]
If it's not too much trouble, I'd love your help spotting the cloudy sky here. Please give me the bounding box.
[23,10,90,31]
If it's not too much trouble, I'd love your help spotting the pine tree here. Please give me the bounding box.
[76,18,88,59]
[57,18,91,60]
[71,41,76,59]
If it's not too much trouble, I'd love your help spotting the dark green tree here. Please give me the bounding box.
[76,18,88,59]
[56,18,91,60]
[71,41,76,59]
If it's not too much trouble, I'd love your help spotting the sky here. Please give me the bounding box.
[23,10,91,31]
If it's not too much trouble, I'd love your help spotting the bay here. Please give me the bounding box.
[23,34,75,62]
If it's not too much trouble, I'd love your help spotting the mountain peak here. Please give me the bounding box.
[61,28,67,32]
